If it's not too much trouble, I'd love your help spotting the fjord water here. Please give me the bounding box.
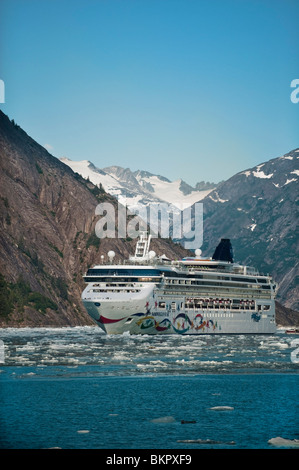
[0,327,298,449]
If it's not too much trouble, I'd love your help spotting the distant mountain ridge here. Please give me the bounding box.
[60,157,216,209]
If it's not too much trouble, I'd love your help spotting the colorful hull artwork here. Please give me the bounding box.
[135,312,218,334]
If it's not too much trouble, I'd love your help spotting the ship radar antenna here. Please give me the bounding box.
[107,250,115,263]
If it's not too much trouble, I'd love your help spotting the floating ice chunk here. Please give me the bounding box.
[209,406,234,411]
[269,341,289,349]
[151,416,176,423]
[268,437,299,447]
[177,439,235,445]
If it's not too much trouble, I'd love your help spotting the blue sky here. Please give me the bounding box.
[0,0,298,185]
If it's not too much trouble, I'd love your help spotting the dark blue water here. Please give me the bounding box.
[0,327,298,449]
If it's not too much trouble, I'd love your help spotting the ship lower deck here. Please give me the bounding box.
[82,296,276,335]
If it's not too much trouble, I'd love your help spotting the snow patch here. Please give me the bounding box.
[253,169,273,179]
[208,191,228,203]
[284,178,297,185]
[151,416,176,423]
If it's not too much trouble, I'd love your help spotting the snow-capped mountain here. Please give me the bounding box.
[60,158,214,209]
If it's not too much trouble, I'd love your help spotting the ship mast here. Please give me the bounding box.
[129,231,155,262]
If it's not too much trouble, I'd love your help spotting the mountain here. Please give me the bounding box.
[0,111,190,327]
[199,149,299,310]
[60,158,215,209]
[61,151,299,312]
[0,111,297,326]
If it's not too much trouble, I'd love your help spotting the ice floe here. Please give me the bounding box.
[268,437,299,447]
[177,439,235,445]
[150,416,176,423]
[209,406,234,411]
[1,327,297,375]
[253,170,273,179]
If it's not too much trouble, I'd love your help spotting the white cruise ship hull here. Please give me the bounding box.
[82,284,276,335]
[82,234,277,335]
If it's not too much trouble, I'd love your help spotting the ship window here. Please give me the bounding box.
[86,268,163,277]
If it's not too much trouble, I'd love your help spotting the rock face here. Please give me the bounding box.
[0,111,189,327]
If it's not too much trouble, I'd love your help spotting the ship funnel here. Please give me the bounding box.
[212,239,234,263]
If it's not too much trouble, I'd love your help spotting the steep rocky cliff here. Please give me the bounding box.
[0,111,189,327]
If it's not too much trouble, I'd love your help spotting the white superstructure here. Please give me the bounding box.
[82,233,276,335]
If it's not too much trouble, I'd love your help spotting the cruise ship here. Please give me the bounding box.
[82,232,276,335]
